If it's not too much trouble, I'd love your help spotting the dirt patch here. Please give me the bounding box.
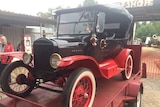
[154,59,160,69]
[141,47,160,107]
[141,77,160,107]
[142,47,160,78]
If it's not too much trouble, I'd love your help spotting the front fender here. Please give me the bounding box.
[58,55,102,77]
[0,51,24,63]
[0,51,23,59]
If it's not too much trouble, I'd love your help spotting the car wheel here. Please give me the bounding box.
[127,89,142,107]
[0,61,35,97]
[122,55,133,80]
[62,68,96,107]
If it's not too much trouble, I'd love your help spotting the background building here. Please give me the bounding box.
[0,10,55,50]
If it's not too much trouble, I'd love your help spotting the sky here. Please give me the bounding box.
[0,0,127,16]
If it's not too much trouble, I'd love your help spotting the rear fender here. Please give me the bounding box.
[58,55,101,77]
[114,49,133,68]
[126,81,143,97]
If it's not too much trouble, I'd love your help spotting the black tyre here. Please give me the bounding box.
[122,55,133,80]
[62,68,96,107]
[127,89,142,107]
[0,61,35,97]
[148,41,151,47]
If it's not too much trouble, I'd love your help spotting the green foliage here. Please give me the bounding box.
[152,21,160,36]
[135,21,160,42]
[37,0,98,18]
[37,12,51,18]
[83,0,98,6]
[37,6,63,18]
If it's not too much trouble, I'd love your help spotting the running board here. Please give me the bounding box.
[37,85,63,93]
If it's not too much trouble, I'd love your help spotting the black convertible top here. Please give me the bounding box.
[55,4,133,21]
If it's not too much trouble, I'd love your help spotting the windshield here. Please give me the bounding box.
[58,11,96,35]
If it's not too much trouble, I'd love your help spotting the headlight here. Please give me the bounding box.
[50,53,62,69]
[23,53,32,64]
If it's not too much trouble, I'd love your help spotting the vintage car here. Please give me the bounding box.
[0,4,134,107]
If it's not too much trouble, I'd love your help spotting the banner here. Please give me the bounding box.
[115,0,153,8]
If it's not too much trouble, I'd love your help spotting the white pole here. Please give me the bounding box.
[132,22,137,43]
[40,23,42,37]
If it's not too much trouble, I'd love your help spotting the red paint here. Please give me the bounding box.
[0,45,145,107]
[0,51,24,60]
[0,43,14,64]
[126,81,140,97]
[0,73,143,107]
[58,48,132,79]
[58,55,102,77]
[72,76,93,107]
[99,59,121,79]
[114,48,133,68]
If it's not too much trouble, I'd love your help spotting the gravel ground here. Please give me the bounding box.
[141,46,160,107]
[141,77,160,107]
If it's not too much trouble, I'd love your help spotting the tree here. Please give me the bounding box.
[37,0,98,18]
[37,12,51,18]
[135,21,160,42]
[37,6,63,18]
[135,22,156,42]
[83,0,98,6]
[153,0,160,6]
[152,21,160,36]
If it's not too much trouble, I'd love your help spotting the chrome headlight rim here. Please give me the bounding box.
[22,52,32,65]
[50,53,62,69]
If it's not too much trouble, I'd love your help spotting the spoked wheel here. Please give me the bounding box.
[62,68,96,107]
[122,55,133,80]
[0,61,35,97]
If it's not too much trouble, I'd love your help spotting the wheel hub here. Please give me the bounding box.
[16,74,27,84]
[75,85,87,101]
[84,92,89,98]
